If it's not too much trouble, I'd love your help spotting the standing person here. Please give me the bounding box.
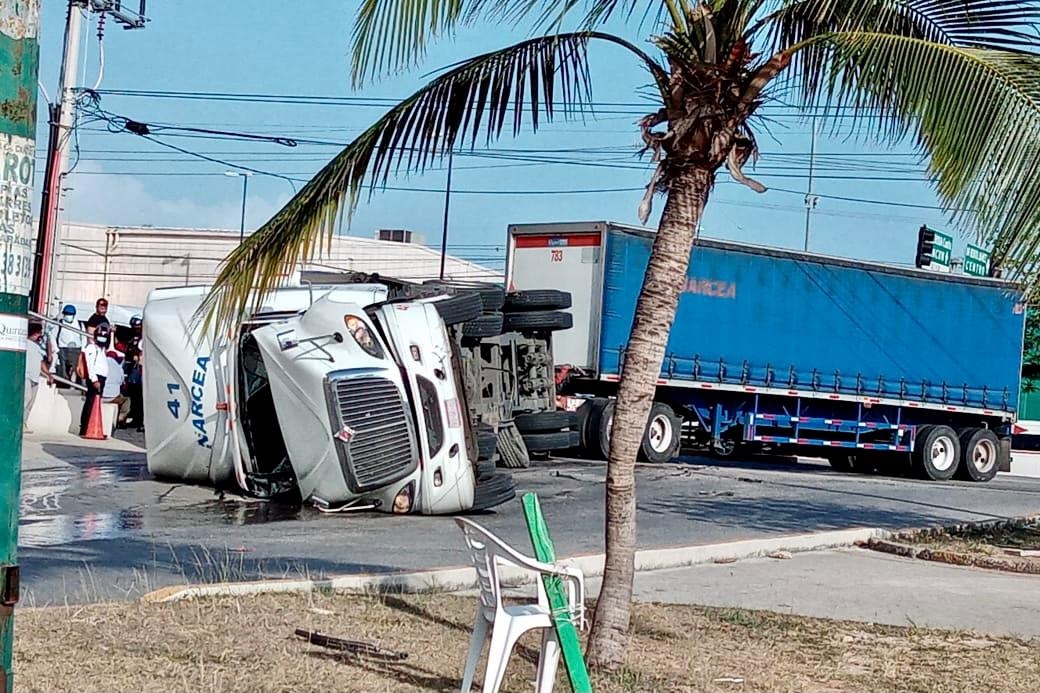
[79,323,111,437]
[103,345,131,428]
[55,304,85,383]
[125,315,144,431]
[24,323,54,433]
[85,297,110,337]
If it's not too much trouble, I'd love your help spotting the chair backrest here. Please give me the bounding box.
[455,517,531,620]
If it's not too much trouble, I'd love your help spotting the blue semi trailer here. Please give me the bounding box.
[506,221,1026,482]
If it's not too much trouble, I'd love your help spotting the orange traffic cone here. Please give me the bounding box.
[83,396,107,440]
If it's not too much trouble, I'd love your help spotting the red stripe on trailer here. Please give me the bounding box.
[787,391,798,396]
[862,443,876,449]
[797,438,809,444]
[657,379,667,385]
[605,375,620,381]
[745,387,757,392]
[829,395,840,400]
[514,233,602,248]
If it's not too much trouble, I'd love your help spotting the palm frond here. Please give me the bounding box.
[350,0,666,85]
[204,32,667,330]
[798,32,1040,288]
[758,0,1040,110]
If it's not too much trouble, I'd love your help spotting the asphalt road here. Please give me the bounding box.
[18,432,1040,604]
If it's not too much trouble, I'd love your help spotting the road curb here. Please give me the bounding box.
[141,526,887,604]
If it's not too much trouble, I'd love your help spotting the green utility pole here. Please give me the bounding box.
[0,2,39,690]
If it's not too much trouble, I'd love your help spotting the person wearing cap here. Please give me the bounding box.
[103,343,131,428]
[55,304,85,384]
[85,297,110,337]
[24,322,55,433]
[125,315,144,431]
[79,323,111,437]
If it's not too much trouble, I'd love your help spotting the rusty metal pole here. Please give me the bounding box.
[0,2,40,691]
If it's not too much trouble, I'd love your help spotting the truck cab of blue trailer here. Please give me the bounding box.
[506,221,1026,482]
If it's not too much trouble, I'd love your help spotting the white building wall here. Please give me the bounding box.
[48,223,502,308]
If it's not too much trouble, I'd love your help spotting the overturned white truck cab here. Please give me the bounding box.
[143,283,514,514]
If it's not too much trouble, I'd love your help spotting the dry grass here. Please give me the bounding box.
[13,592,1040,693]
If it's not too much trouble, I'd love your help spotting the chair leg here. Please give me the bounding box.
[482,618,524,693]
[460,613,490,693]
[535,629,561,693]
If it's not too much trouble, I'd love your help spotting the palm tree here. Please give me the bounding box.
[205,0,1040,671]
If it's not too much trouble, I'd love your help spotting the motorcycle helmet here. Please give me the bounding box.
[95,323,111,347]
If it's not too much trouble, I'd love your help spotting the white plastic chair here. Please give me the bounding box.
[455,516,586,693]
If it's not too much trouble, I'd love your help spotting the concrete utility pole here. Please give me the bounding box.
[439,148,453,280]
[0,2,41,688]
[30,0,146,315]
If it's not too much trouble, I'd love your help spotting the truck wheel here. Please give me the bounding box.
[514,410,578,433]
[576,398,608,456]
[708,436,740,459]
[497,423,531,469]
[502,310,573,333]
[425,280,505,312]
[522,430,580,453]
[504,289,572,311]
[640,402,681,463]
[956,427,1001,482]
[912,425,961,481]
[470,472,516,512]
[475,460,497,480]
[432,292,483,325]
[593,400,616,459]
[476,431,498,461]
[461,313,504,339]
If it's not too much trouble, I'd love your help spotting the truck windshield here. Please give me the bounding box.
[416,375,444,457]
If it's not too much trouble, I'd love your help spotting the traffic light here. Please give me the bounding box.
[916,225,936,268]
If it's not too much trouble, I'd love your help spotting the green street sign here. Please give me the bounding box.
[964,243,991,277]
[932,230,953,267]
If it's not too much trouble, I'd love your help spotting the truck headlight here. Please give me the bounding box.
[344,315,385,359]
[392,481,414,514]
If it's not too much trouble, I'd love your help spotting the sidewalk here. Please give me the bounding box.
[571,548,1040,639]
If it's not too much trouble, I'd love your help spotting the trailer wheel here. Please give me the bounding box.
[523,430,580,453]
[497,423,531,469]
[708,435,740,459]
[424,280,505,312]
[956,428,1000,482]
[641,402,681,463]
[912,425,961,481]
[514,410,578,434]
[576,399,608,456]
[502,310,573,333]
[476,431,498,461]
[594,400,616,459]
[461,313,504,339]
[432,292,484,325]
[504,289,572,311]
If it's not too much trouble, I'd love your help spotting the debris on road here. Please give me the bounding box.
[767,550,792,560]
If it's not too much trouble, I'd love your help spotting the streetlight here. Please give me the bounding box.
[439,148,453,280]
[224,171,254,241]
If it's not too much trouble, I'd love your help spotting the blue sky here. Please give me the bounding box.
[34,1,976,272]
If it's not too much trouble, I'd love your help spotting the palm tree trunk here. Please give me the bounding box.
[586,165,713,670]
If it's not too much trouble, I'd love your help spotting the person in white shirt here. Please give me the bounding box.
[103,347,130,427]
[24,323,54,432]
[79,323,111,437]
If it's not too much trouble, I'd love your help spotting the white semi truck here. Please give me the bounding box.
[142,277,576,514]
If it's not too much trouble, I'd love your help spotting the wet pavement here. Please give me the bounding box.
[17,432,1040,604]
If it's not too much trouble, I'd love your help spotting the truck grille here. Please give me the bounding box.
[329,376,418,492]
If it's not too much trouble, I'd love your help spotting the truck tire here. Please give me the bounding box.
[956,427,1000,482]
[576,398,608,455]
[462,313,504,339]
[523,430,581,453]
[432,292,483,325]
[592,400,616,459]
[497,423,531,469]
[476,460,497,480]
[641,402,681,463]
[912,425,961,481]
[470,472,516,511]
[502,310,573,333]
[425,280,505,312]
[514,410,578,434]
[504,289,572,311]
[708,435,740,459]
[476,431,498,461]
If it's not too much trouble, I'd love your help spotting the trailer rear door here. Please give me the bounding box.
[506,222,606,370]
